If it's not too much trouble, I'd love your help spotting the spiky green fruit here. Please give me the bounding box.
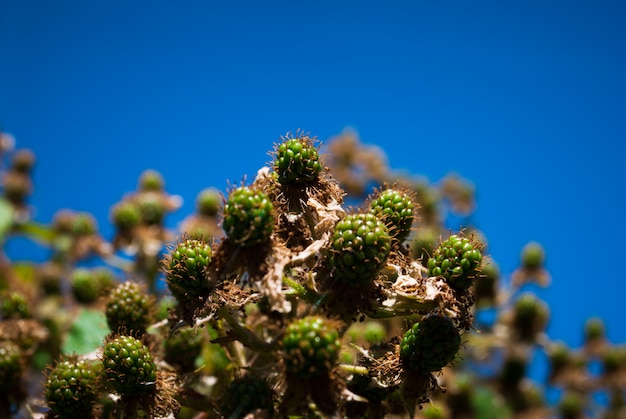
[111,201,141,230]
[329,213,391,285]
[400,315,461,373]
[223,186,274,247]
[164,327,204,373]
[0,341,22,393]
[136,192,166,225]
[370,189,415,242]
[427,234,482,290]
[196,188,222,217]
[274,136,323,184]
[282,316,340,378]
[105,281,152,334]
[220,375,275,418]
[138,169,165,192]
[521,241,545,270]
[102,335,157,396]
[0,290,30,319]
[165,238,212,299]
[44,357,100,418]
[513,293,549,341]
[72,212,97,236]
[71,269,103,304]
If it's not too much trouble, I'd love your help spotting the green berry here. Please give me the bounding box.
[220,375,275,418]
[136,192,166,225]
[427,234,482,290]
[196,188,222,217]
[44,357,100,418]
[71,269,104,304]
[512,293,549,341]
[111,201,141,230]
[72,212,97,236]
[520,241,545,270]
[400,315,461,373]
[105,281,153,335]
[102,335,157,396]
[0,290,30,319]
[165,238,212,299]
[370,189,415,242]
[223,186,274,247]
[274,135,322,184]
[138,169,165,192]
[328,213,391,285]
[584,317,605,342]
[0,341,22,393]
[282,316,340,378]
[164,327,204,373]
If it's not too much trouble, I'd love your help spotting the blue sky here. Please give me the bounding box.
[1,1,625,350]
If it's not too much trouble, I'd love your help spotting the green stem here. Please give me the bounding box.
[217,306,276,353]
[339,364,370,375]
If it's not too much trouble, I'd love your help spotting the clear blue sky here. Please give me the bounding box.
[1,1,625,349]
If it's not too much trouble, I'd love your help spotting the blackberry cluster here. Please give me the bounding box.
[282,316,340,378]
[370,188,415,242]
[110,201,141,231]
[274,135,323,184]
[329,213,391,285]
[105,281,152,335]
[44,358,100,418]
[427,234,482,290]
[400,315,461,373]
[220,375,275,418]
[164,237,212,299]
[102,335,157,396]
[223,186,274,247]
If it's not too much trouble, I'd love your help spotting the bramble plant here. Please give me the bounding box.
[0,128,624,418]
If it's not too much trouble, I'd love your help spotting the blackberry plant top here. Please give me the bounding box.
[0,129,619,418]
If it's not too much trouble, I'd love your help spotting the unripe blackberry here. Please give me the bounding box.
[102,335,157,396]
[512,293,549,341]
[138,169,164,192]
[136,192,166,225]
[0,290,30,319]
[427,234,482,290]
[105,281,153,335]
[520,241,545,270]
[220,375,275,418]
[196,188,222,217]
[370,188,415,242]
[329,213,391,285]
[223,186,274,247]
[72,212,98,236]
[165,238,212,299]
[110,201,141,230]
[282,316,340,378]
[44,357,99,418]
[274,135,322,184]
[164,327,204,373]
[71,269,104,304]
[0,341,22,393]
[584,317,605,343]
[400,315,461,373]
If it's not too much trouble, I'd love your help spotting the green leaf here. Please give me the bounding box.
[0,198,14,242]
[14,221,56,245]
[62,309,109,355]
